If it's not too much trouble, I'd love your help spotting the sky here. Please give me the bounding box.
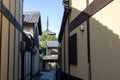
[23,0,64,37]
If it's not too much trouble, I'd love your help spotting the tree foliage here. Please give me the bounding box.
[40,34,57,56]
[40,34,57,48]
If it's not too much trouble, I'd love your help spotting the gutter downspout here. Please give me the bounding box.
[30,51,32,80]
[21,51,25,80]
[87,18,91,80]
[86,0,91,80]
[22,19,24,80]
[67,0,71,79]
[68,11,70,80]
[20,40,25,80]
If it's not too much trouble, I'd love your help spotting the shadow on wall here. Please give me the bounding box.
[69,6,120,80]
[90,18,120,80]
[71,6,120,60]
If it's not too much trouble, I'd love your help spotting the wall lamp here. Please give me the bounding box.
[80,25,84,32]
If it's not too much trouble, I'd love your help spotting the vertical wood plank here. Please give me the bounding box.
[0,15,9,80]
[1,0,9,80]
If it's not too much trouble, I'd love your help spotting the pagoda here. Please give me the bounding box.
[43,16,56,35]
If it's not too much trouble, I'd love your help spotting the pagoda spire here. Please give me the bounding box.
[47,16,49,31]
[43,16,56,35]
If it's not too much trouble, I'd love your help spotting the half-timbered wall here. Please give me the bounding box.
[0,0,23,80]
[59,0,120,80]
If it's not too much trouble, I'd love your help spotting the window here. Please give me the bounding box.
[69,33,77,65]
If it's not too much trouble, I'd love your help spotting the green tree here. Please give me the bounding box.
[40,34,57,48]
[40,34,57,58]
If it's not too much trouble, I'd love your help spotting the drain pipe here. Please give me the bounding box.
[30,51,33,80]
[86,0,92,80]
[20,41,25,80]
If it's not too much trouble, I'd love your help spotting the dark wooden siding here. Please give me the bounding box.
[69,33,77,65]
[61,71,83,80]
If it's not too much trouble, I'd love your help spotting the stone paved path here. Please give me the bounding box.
[32,70,56,80]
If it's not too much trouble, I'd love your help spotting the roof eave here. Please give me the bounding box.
[38,18,42,35]
[58,8,71,42]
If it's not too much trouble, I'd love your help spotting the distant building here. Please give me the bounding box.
[23,11,42,78]
[43,41,59,70]
[42,17,58,70]
[43,16,56,35]
[44,41,59,59]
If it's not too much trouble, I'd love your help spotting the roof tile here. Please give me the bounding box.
[23,12,40,23]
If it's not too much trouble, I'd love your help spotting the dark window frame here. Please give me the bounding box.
[69,33,77,65]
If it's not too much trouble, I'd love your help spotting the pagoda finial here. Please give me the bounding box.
[47,16,49,31]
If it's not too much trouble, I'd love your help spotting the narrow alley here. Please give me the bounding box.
[33,70,56,80]
[0,0,120,80]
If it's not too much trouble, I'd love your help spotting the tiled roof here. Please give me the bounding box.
[23,12,40,23]
[43,29,56,35]
[23,11,42,35]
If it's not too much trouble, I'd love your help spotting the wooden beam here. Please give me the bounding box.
[69,0,113,32]
[0,2,22,33]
